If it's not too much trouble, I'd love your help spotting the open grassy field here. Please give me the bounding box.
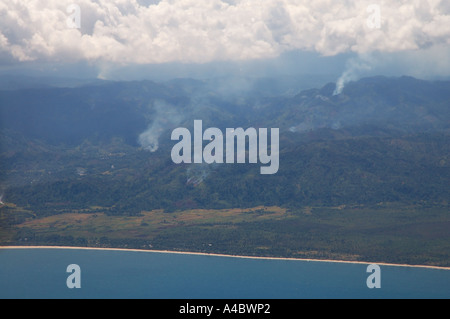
[13,206,288,239]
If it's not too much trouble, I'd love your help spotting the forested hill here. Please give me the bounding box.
[0,76,449,215]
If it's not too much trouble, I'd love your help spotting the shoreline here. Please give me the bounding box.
[1,245,449,270]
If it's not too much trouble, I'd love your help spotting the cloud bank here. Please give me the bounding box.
[0,0,449,67]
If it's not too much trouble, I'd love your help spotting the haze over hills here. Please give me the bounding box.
[0,75,449,265]
[1,75,449,199]
[1,75,449,145]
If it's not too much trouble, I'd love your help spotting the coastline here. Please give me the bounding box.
[1,245,449,271]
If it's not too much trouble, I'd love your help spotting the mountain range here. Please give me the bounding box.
[0,75,449,214]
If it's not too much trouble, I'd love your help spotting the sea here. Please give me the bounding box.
[0,248,449,299]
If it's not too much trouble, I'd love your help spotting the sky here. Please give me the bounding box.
[0,0,449,84]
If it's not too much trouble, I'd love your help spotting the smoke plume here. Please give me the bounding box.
[138,100,184,152]
[334,55,373,95]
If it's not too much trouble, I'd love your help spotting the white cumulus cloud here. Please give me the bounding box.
[0,0,449,68]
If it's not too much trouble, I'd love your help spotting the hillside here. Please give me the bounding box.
[0,75,449,266]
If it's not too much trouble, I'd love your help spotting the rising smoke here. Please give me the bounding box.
[333,55,373,95]
[186,163,215,186]
[138,100,184,152]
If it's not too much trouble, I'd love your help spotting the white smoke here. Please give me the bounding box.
[333,55,373,95]
[138,121,164,152]
[138,100,184,152]
[186,163,215,186]
[0,194,4,205]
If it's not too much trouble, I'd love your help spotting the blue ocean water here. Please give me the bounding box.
[0,248,448,299]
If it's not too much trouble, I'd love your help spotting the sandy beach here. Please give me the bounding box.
[1,245,449,270]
